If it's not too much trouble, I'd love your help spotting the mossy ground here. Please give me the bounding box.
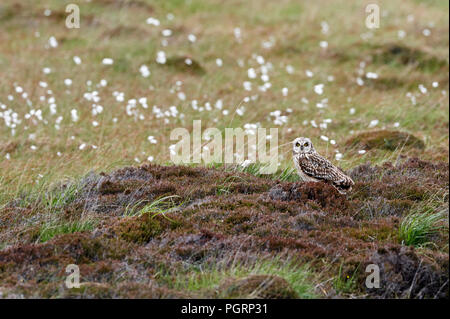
[0,158,448,298]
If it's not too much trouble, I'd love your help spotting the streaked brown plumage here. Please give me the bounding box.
[292,137,354,194]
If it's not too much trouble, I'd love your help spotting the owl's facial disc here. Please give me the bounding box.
[293,137,313,154]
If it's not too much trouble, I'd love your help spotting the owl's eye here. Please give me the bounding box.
[304,142,309,147]
[295,142,300,147]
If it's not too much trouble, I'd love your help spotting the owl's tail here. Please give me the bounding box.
[332,175,354,195]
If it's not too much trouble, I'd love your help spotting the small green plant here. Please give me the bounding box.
[274,166,299,182]
[225,162,299,182]
[216,175,247,195]
[41,182,82,213]
[333,263,359,295]
[38,220,95,243]
[399,208,448,246]
[236,162,265,177]
[124,195,182,221]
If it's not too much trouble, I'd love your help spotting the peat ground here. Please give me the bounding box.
[0,157,448,298]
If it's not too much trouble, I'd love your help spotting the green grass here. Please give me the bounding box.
[225,162,299,182]
[41,182,83,213]
[333,263,360,295]
[157,257,317,298]
[38,220,95,243]
[216,175,248,195]
[124,195,182,219]
[399,206,448,246]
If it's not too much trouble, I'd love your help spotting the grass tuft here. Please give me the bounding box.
[38,220,95,243]
[333,263,359,295]
[124,195,182,221]
[399,207,448,247]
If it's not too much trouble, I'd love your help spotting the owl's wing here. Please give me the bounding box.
[298,153,354,188]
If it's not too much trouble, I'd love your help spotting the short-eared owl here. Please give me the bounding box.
[292,137,354,195]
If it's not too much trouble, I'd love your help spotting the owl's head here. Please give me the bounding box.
[292,137,315,155]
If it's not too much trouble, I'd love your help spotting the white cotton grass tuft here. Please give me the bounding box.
[188,34,197,43]
[286,65,294,74]
[321,21,329,34]
[234,28,241,40]
[71,109,79,122]
[48,36,58,48]
[161,29,172,37]
[139,65,151,78]
[156,51,166,64]
[146,17,160,26]
[314,84,324,95]
[147,136,157,144]
[418,84,428,94]
[102,58,114,65]
[73,56,82,65]
[247,68,257,79]
[368,119,379,128]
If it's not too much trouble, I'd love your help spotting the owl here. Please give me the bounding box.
[292,137,354,195]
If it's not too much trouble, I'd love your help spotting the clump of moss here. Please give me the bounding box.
[364,77,407,90]
[372,44,448,72]
[164,56,206,75]
[345,130,425,151]
[111,213,180,244]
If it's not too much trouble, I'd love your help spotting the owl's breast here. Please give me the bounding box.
[293,156,317,182]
